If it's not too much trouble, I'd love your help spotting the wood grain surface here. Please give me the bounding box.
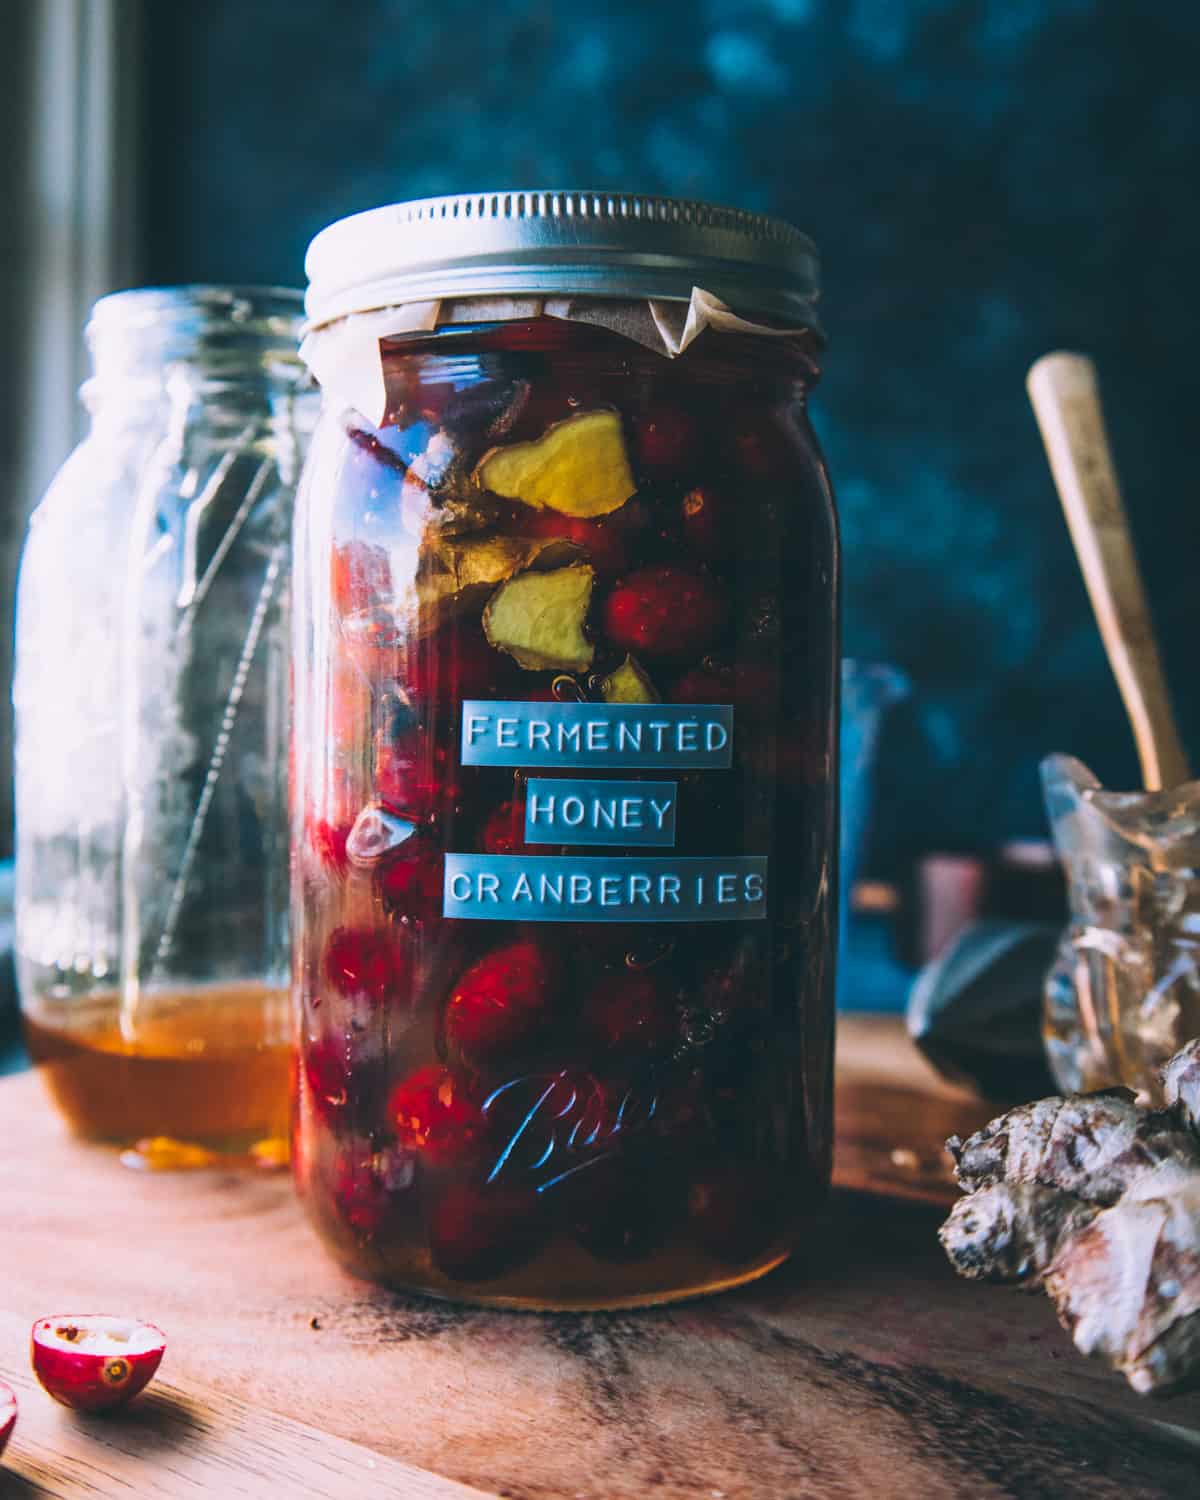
[0,1016,1197,1499]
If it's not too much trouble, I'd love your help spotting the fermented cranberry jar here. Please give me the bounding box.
[293,193,837,1307]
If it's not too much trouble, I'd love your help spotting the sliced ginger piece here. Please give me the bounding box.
[600,654,659,703]
[483,564,595,672]
[475,410,636,518]
[439,534,535,590]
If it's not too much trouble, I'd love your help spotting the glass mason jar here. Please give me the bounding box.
[293,193,838,1307]
[15,286,313,1158]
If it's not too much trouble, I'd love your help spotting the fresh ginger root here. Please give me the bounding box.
[941,1044,1200,1393]
[1045,1167,1200,1393]
[947,1090,1198,1205]
[1162,1039,1200,1135]
[939,1183,1098,1287]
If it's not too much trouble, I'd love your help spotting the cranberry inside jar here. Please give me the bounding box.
[293,195,837,1308]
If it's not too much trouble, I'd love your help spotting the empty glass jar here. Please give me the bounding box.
[292,193,839,1307]
[15,286,313,1157]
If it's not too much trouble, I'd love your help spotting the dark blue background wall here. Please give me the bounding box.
[141,0,1200,871]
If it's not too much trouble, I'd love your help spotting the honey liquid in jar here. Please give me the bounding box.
[12,286,312,1164]
[23,982,292,1157]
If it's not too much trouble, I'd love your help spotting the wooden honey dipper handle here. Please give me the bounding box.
[1027,351,1189,791]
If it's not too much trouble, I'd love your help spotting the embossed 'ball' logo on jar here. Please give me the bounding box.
[482,1070,657,1189]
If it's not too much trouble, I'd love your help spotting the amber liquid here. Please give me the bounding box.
[24,982,292,1153]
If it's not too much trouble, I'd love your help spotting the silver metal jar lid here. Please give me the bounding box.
[304,191,821,335]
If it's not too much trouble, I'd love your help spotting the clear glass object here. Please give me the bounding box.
[292,315,839,1308]
[14,286,313,1156]
[1042,753,1200,1099]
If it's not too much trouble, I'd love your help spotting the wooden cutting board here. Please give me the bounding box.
[1,1016,1197,1499]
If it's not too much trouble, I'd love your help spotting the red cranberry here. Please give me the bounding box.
[740,726,825,788]
[376,736,469,818]
[523,510,630,576]
[480,797,528,855]
[340,605,406,684]
[388,1064,482,1167]
[566,1153,682,1263]
[570,925,674,961]
[378,842,443,923]
[444,940,556,1065]
[699,939,765,1019]
[680,484,733,563]
[649,1066,710,1146]
[305,768,358,861]
[779,727,827,786]
[581,970,677,1056]
[602,565,728,663]
[429,1181,544,1282]
[408,621,510,707]
[634,403,697,478]
[303,1037,351,1118]
[324,926,411,1004]
[672,660,780,723]
[331,540,392,618]
[332,1141,416,1238]
[307,816,352,877]
[482,1068,624,1174]
[730,413,796,481]
[688,1163,783,1263]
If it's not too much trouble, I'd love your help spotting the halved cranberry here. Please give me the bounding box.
[332,1141,416,1238]
[345,803,419,868]
[388,1064,482,1167]
[331,540,392,618]
[602,565,729,663]
[378,841,444,923]
[324,926,411,1004]
[634,403,697,478]
[581,969,678,1056]
[680,484,733,563]
[444,939,556,1065]
[429,1181,544,1282]
[688,1163,783,1262]
[480,796,528,855]
[31,1316,166,1413]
